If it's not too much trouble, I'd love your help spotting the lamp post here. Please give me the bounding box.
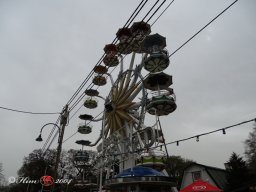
[35,123,61,142]
[36,105,69,179]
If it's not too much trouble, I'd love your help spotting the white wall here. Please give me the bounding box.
[180,164,216,189]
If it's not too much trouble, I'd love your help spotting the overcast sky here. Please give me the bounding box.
[0,0,256,181]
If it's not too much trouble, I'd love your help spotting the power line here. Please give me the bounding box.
[151,0,175,26]
[145,0,166,23]
[169,0,238,58]
[123,0,149,31]
[0,106,60,115]
[141,0,161,22]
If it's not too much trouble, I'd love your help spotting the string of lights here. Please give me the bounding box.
[164,118,256,147]
[0,106,60,115]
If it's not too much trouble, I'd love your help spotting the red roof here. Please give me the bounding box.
[180,179,223,192]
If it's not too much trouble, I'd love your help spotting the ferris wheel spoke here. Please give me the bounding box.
[128,83,143,102]
[126,52,136,81]
[117,83,138,105]
[116,102,135,110]
[116,110,132,122]
[115,113,123,130]
[130,54,147,88]
[115,73,127,100]
[104,126,110,138]
[111,86,117,101]
[120,78,131,99]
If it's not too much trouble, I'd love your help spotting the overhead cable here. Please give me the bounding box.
[0,106,60,115]
[151,0,175,26]
[169,0,238,58]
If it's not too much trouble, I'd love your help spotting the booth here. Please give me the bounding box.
[180,180,223,192]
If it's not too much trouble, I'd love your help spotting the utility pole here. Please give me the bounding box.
[54,105,69,178]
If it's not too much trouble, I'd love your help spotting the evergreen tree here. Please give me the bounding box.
[225,152,250,191]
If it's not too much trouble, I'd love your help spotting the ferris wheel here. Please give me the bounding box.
[76,21,177,180]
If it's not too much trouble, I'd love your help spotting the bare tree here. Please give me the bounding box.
[0,163,5,186]
[244,123,256,174]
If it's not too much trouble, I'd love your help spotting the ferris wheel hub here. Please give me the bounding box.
[105,101,114,112]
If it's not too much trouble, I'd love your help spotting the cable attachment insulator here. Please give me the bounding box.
[60,105,69,125]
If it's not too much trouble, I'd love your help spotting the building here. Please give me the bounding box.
[180,163,227,191]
